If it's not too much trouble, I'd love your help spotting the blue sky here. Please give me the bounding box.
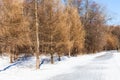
[93,0,120,25]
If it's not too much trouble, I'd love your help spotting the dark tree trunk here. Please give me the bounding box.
[51,53,54,64]
[58,53,61,61]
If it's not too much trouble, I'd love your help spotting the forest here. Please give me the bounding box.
[0,0,120,69]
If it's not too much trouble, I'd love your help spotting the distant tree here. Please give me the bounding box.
[0,0,31,62]
[34,0,40,69]
[103,26,119,50]
[65,6,85,55]
[74,0,106,53]
[62,1,85,56]
[110,26,120,50]
[38,0,62,64]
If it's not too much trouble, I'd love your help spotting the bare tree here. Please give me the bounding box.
[0,0,31,62]
[34,0,40,69]
[73,0,107,53]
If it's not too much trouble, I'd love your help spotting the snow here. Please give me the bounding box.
[104,52,120,80]
[0,51,120,80]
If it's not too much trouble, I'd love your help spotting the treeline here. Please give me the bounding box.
[0,0,119,69]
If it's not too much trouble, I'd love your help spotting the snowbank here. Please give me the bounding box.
[0,51,119,80]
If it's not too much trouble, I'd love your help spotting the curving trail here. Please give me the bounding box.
[49,52,120,80]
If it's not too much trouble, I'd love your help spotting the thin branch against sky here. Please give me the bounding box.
[93,0,120,25]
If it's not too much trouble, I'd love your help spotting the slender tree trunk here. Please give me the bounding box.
[15,53,18,60]
[58,53,61,61]
[50,53,54,64]
[13,52,16,61]
[85,0,89,22]
[68,51,71,57]
[36,55,40,69]
[66,4,71,58]
[10,53,13,63]
[35,0,40,69]
[68,25,71,57]
[9,47,13,63]
[50,36,53,64]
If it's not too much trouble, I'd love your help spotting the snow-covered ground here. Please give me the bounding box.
[0,51,120,80]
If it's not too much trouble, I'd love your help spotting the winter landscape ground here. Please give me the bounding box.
[0,0,120,80]
[0,50,120,80]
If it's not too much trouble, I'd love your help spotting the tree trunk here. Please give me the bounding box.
[13,53,15,61]
[10,53,13,63]
[51,53,54,64]
[68,51,71,57]
[35,0,40,69]
[58,54,61,61]
[36,55,40,69]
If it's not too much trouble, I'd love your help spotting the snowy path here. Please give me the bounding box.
[0,51,120,80]
[49,52,120,80]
